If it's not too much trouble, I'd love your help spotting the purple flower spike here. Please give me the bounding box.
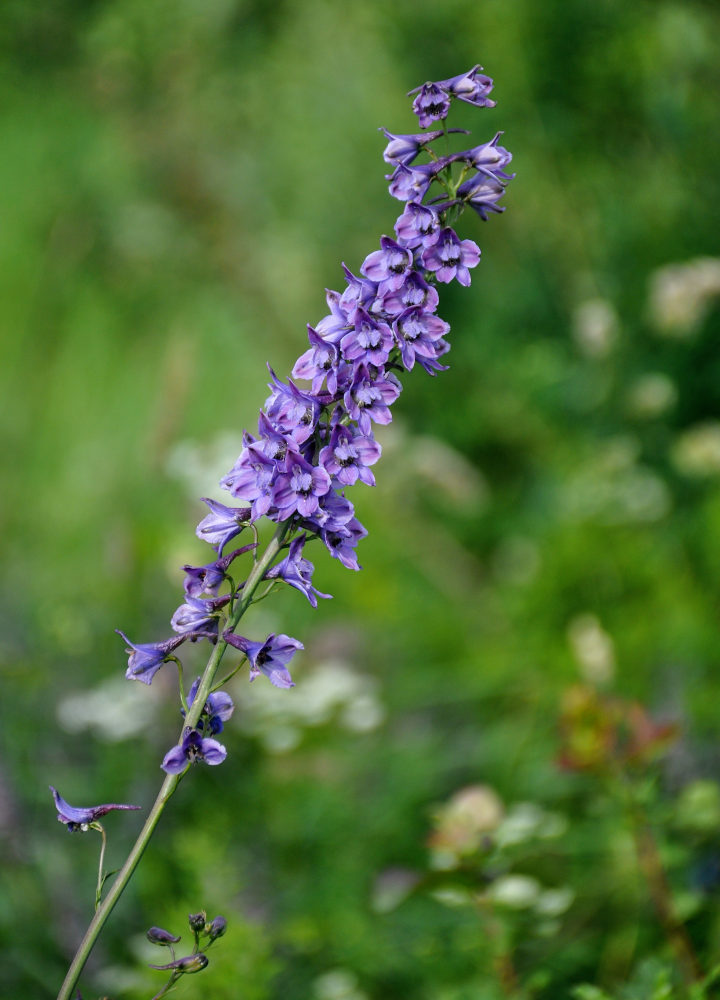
[224,632,303,688]
[161,726,227,774]
[265,535,332,608]
[422,227,481,286]
[50,786,140,831]
[116,630,188,684]
[196,498,251,553]
[411,82,450,128]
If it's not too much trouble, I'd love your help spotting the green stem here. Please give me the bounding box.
[93,825,107,911]
[57,521,291,1000]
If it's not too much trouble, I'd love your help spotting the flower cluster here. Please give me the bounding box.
[113,65,514,775]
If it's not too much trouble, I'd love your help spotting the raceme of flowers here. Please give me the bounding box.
[112,63,514,776]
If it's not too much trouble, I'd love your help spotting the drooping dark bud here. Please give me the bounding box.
[150,953,209,973]
[207,915,227,940]
[188,910,207,932]
[146,926,181,946]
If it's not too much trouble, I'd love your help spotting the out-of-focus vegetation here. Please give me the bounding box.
[2,1,720,997]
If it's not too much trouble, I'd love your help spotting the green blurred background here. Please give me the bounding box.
[2,1,720,997]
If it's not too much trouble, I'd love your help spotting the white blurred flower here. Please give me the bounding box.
[165,430,244,500]
[567,614,616,685]
[488,874,541,909]
[562,437,671,524]
[649,258,720,337]
[237,659,384,753]
[672,422,720,477]
[535,886,575,917]
[572,298,619,358]
[57,676,160,741]
[313,970,368,1000]
[429,785,504,862]
[626,373,677,419]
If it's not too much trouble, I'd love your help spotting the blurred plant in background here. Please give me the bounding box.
[2,0,720,997]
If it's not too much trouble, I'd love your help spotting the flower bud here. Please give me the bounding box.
[177,953,209,973]
[188,910,206,932]
[146,926,181,946]
[207,915,227,940]
[149,953,209,973]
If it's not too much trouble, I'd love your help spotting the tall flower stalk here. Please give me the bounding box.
[53,64,514,999]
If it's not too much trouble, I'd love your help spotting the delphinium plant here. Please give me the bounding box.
[51,65,514,999]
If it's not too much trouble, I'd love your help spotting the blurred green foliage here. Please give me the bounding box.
[2,0,720,997]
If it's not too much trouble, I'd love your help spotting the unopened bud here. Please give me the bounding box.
[207,915,227,940]
[177,953,209,974]
[188,910,206,932]
[147,926,181,946]
[149,953,209,973]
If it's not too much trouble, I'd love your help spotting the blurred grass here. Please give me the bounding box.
[2,0,720,997]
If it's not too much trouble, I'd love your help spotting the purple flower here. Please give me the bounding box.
[315,289,350,343]
[161,727,227,774]
[182,545,256,598]
[265,535,332,608]
[223,631,303,688]
[50,786,140,831]
[303,486,356,532]
[416,336,451,376]
[220,443,279,519]
[116,630,188,684]
[344,365,402,434]
[411,82,450,128]
[394,201,440,250]
[170,596,229,639]
[379,127,469,166]
[338,265,378,321]
[264,369,320,445]
[340,308,394,368]
[434,65,495,109]
[378,270,439,317]
[456,171,511,220]
[466,131,513,171]
[387,162,438,203]
[186,678,234,734]
[319,422,381,486]
[361,236,414,290]
[320,517,368,571]
[422,227,481,286]
[196,498,251,553]
[394,307,450,370]
[272,454,331,519]
[292,325,342,395]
